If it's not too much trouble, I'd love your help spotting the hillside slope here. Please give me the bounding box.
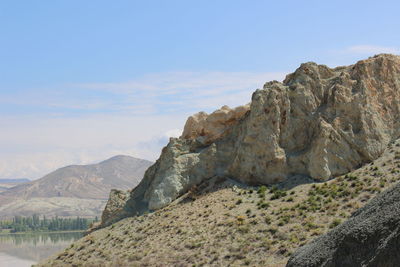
[287,173,400,267]
[37,138,400,266]
[0,155,152,217]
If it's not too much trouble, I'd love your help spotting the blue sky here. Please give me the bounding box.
[0,0,399,179]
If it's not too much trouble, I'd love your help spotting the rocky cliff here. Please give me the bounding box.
[287,180,400,267]
[103,54,400,226]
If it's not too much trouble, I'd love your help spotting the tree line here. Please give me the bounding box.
[0,215,98,233]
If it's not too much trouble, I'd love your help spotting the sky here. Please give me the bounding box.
[1,0,399,179]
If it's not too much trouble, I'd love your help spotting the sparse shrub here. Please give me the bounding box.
[289,234,299,243]
[260,238,272,249]
[304,221,318,230]
[236,199,243,205]
[278,216,290,226]
[275,231,289,241]
[237,225,250,234]
[257,185,267,195]
[270,190,287,200]
[257,200,270,209]
[250,219,258,225]
[329,218,342,228]
[236,215,246,225]
[270,186,278,192]
[268,227,278,235]
[369,186,381,193]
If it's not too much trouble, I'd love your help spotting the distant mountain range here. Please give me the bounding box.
[0,178,30,193]
[0,178,30,183]
[0,155,153,218]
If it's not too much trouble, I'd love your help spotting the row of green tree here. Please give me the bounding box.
[0,215,98,233]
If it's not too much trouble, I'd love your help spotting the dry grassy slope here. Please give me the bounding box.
[38,140,400,267]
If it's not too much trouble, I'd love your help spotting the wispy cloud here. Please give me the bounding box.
[345,45,400,55]
[77,71,287,114]
[0,71,287,179]
[0,113,185,179]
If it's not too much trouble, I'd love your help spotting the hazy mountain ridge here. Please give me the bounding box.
[0,178,30,183]
[0,178,30,193]
[0,155,153,218]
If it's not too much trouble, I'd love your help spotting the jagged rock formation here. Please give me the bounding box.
[0,155,152,218]
[181,104,250,145]
[102,54,400,226]
[287,182,400,267]
[100,189,131,227]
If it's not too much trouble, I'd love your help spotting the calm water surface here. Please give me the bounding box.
[0,232,83,267]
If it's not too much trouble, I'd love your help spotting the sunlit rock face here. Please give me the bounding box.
[181,104,250,145]
[101,54,400,225]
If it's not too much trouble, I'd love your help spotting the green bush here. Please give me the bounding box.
[270,190,287,200]
[329,218,342,228]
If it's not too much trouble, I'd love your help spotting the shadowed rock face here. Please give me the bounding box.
[102,54,400,225]
[286,182,400,267]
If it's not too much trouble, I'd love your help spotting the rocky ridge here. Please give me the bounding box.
[102,54,400,226]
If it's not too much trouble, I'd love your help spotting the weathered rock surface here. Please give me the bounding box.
[181,104,250,145]
[287,182,400,267]
[100,189,131,227]
[102,54,400,225]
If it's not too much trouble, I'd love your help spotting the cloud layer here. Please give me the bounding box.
[345,45,400,55]
[0,71,286,179]
[78,71,287,114]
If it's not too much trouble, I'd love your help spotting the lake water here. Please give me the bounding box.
[0,232,83,267]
